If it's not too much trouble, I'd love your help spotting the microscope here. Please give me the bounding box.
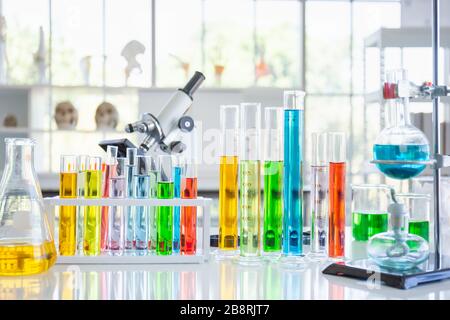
[99,71,205,157]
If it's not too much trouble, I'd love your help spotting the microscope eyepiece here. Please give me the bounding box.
[181,71,205,98]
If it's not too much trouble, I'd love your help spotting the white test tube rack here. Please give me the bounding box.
[43,197,212,264]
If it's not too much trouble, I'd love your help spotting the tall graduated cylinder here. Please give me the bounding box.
[218,105,239,253]
[239,102,261,258]
[309,132,328,258]
[328,132,346,258]
[263,107,283,254]
[283,90,305,256]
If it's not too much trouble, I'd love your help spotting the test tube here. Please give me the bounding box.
[148,157,159,252]
[108,157,126,255]
[125,148,137,250]
[181,160,198,255]
[84,156,102,256]
[308,133,329,260]
[59,155,78,256]
[173,156,184,253]
[239,102,261,259]
[218,105,239,255]
[283,90,305,257]
[157,155,174,255]
[76,155,88,253]
[134,155,153,253]
[263,107,283,255]
[328,132,346,259]
[101,145,118,251]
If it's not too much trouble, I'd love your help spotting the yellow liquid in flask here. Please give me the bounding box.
[0,241,57,276]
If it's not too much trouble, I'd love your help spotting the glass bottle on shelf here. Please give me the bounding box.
[373,69,430,180]
[368,202,429,271]
[0,138,57,275]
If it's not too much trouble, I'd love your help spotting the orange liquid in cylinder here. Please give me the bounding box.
[0,241,56,276]
[328,162,346,258]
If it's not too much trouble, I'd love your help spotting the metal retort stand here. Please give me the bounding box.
[323,0,450,289]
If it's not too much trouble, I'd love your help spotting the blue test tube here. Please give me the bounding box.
[283,90,305,256]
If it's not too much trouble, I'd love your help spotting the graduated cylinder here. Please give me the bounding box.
[239,102,261,257]
[283,90,305,256]
[218,105,239,252]
[263,107,283,254]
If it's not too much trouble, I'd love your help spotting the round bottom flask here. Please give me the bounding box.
[367,203,429,271]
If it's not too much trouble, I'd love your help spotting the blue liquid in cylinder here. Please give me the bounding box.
[283,109,303,255]
[373,144,429,180]
[173,166,182,253]
[134,174,150,252]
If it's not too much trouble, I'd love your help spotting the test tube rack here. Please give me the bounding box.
[43,197,212,264]
[323,0,450,289]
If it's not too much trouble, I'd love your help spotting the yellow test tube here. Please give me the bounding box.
[83,156,102,256]
[59,155,77,256]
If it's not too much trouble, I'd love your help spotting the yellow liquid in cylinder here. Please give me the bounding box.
[59,172,77,256]
[0,241,56,276]
[83,170,102,256]
[219,156,239,250]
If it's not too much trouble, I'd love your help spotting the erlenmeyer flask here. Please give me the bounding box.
[373,69,430,180]
[0,138,57,276]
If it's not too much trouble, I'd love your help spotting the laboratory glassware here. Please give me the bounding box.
[263,107,283,255]
[134,155,153,253]
[181,160,198,255]
[218,105,239,256]
[125,148,137,250]
[328,132,346,259]
[59,155,78,256]
[282,90,305,260]
[173,156,184,253]
[157,155,174,255]
[238,102,262,261]
[148,157,159,252]
[308,132,328,260]
[0,138,57,275]
[84,156,102,256]
[396,193,431,242]
[108,157,126,255]
[373,69,430,180]
[351,184,391,241]
[368,202,429,271]
[101,145,118,251]
[76,155,88,253]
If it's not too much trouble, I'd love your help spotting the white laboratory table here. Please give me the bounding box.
[1,228,450,300]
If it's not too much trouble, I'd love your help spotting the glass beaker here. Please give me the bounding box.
[351,184,391,241]
[373,69,430,180]
[396,193,431,242]
[0,138,57,275]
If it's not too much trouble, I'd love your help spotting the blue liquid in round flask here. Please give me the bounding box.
[374,69,430,180]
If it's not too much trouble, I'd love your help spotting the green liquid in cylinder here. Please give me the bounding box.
[263,161,283,252]
[352,212,388,241]
[409,220,429,241]
[239,160,261,257]
[157,181,174,255]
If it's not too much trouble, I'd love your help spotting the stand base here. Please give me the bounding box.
[322,254,450,289]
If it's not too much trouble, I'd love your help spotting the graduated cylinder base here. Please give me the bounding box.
[278,254,308,270]
[233,254,265,267]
